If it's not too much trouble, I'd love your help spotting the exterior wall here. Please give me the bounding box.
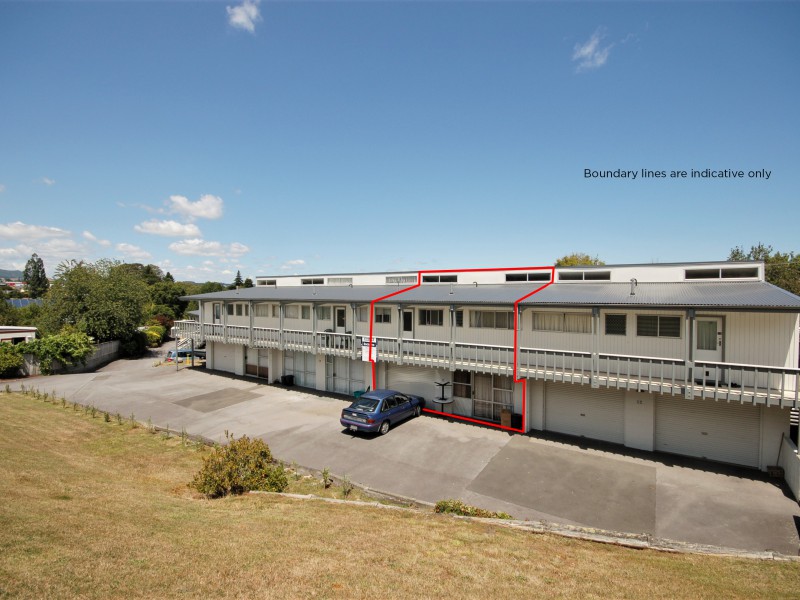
[527,379,545,431]
[761,405,791,469]
[520,307,593,352]
[455,307,516,347]
[208,342,244,375]
[624,390,655,451]
[719,311,798,368]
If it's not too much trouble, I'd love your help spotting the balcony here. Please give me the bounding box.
[171,320,799,408]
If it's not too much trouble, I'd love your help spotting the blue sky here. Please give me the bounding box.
[1,1,797,283]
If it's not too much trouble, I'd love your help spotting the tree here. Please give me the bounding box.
[149,279,188,325]
[229,270,244,290]
[42,259,149,342]
[729,243,800,295]
[554,253,605,267]
[22,253,48,298]
[243,277,254,288]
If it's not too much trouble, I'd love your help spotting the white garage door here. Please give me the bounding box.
[545,383,625,444]
[655,396,761,467]
[284,351,316,388]
[387,364,441,402]
[211,342,237,374]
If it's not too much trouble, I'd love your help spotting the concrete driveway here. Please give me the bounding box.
[12,355,800,555]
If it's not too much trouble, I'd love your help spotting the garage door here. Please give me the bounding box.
[655,396,761,467]
[211,342,237,374]
[284,351,316,388]
[387,364,441,402]
[545,383,625,444]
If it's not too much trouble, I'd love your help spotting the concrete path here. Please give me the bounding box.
[10,355,800,555]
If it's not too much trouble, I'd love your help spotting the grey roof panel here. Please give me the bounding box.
[183,281,800,310]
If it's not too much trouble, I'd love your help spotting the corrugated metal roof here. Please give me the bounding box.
[182,281,800,309]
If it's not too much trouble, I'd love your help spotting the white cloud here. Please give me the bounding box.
[116,243,152,261]
[280,259,305,270]
[573,28,613,72]
[0,221,71,241]
[82,230,111,247]
[134,219,202,237]
[42,177,56,186]
[167,194,224,221]
[227,0,261,33]
[167,238,250,258]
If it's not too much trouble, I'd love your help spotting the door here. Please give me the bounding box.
[544,383,625,444]
[655,395,760,467]
[473,374,494,420]
[334,307,347,333]
[213,303,222,324]
[695,317,723,362]
[402,310,414,336]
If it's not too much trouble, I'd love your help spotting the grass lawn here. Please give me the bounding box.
[1,391,799,599]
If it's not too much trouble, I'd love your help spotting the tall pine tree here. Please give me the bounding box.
[22,253,48,298]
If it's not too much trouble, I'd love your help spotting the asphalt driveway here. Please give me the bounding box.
[11,355,800,555]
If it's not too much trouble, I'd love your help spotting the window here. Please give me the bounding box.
[419,309,444,326]
[301,278,324,285]
[605,314,626,335]
[470,310,514,329]
[532,312,591,333]
[272,304,279,318]
[386,275,417,284]
[301,305,311,320]
[455,310,463,327]
[327,277,353,286]
[422,275,457,283]
[505,272,551,282]
[375,307,392,324]
[317,306,331,320]
[235,304,243,317]
[357,306,369,322]
[257,279,276,286]
[254,303,270,317]
[453,370,471,398]
[637,315,681,338]
[226,304,234,316]
[685,267,759,280]
[285,305,299,319]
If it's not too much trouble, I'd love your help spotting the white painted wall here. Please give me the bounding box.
[760,406,791,470]
[527,379,545,431]
[623,390,655,451]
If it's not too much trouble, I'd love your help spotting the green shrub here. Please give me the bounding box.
[144,329,162,347]
[191,435,288,498]
[120,331,148,357]
[20,331,94,375]
[434,499,512,520]
[0,344,24,378]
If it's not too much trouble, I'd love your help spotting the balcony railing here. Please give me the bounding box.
[170,320,799,408]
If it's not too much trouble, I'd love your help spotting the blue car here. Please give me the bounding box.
[340,389,425,435]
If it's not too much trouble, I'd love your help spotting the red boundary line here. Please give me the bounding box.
[367,266,555,434]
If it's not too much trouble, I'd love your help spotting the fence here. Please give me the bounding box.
[22,340,121,376]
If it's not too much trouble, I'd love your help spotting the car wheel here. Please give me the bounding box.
[414,405,421,418]
[379,421,390,435]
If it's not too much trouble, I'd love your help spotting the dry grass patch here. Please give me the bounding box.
[1,391,799,599]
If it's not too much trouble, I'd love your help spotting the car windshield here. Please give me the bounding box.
[350,398,379,412]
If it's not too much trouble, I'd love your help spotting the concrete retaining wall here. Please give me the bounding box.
[778,435,800,502]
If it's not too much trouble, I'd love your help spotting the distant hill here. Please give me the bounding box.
[0,269,23,280]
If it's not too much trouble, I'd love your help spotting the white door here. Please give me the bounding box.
[695,317,723,363]
[545,383,625,444]
[334,307,347,333]
[387,364,439,400]
[655,395,760,467]
[402,310,414,337]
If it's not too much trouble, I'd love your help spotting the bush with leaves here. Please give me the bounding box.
[21,330,94,375]
[192,435,288,498]
[0,344,24,378]
[434,499,512,520]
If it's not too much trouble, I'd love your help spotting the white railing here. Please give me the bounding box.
[284,329,313,350]
[598,353,687,394]
[172,320,200,339]
[454,342,514,375]
[518,347,593,385]
[253,327,281,348]
[203,323,224,339]
[400,338,450,366]
[316,331,354,355]
[693,360,799,407]
[375,336,400,359]
[778,435,800,501]
[227,325,250,344]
